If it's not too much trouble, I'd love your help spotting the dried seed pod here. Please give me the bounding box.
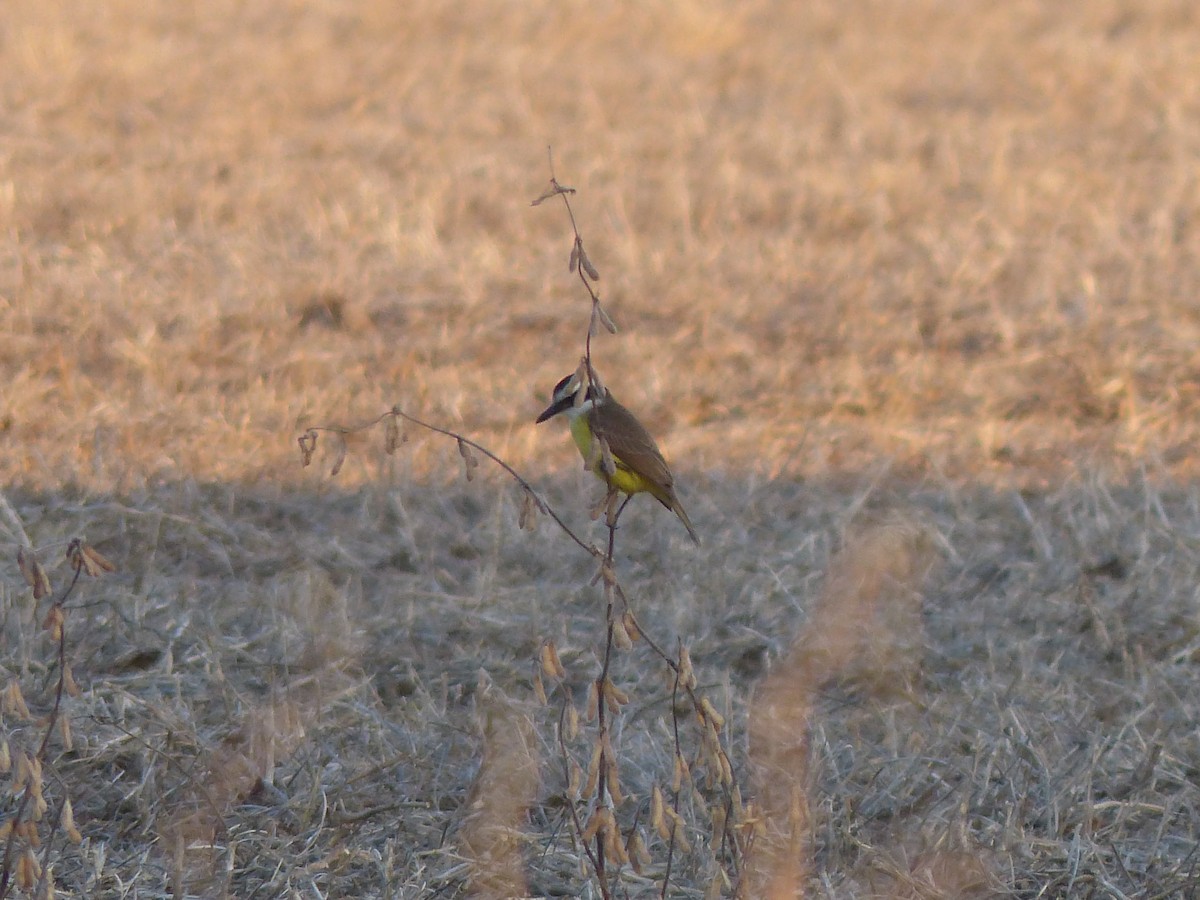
[740,801,766,838]
[711,804,727,835]
[603,817,627,866]
[583,742,602,797]
[540,641,566,681]
[530,183,565,206]
[598,437,616,478]
[585,680,599,722]
[565,704,580,741]
[611,616,632,650]
[595,302,617,334]
[569,241,580,274]
[699,696,725,729]
[580,808,604,844]
[583,422,602,469]
[518,490,538,531]
[717,748,733,786]
[591,561,617,589]
[603,677,629,709]
[59,715,73,752]
[573,360,591,408]
[17,547,36,588]
[456,439,478,482]
[63,664,80,698]
[651,785,667,840]
[4,682,32,720]
[298,429,318,466]
[579,246,600,281]
[25,752,42,790]
[604,490,623,527]
[627,829,651,873]
[702,717,720,755]
[79,543,116,577]
[587,365,605,397]
[588,490,608,522]
[679,645,697,690]
[17,849,39,890]
[42,604,64,642]
[31,785,47,821]
[669,808,691,853]
[605,757,623,805]
[11,754,26,793]
[601,680,619,715]
[655,814,673,843]
[672,751,689,793]
[32,560,52,600]
[384,415,402,454]
[532,671,547,705]
[330,435,347,477]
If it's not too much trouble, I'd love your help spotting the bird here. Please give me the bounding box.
[536,369,700,545]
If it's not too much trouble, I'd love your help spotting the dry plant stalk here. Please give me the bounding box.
[794,519,935,695]
[0,537,115,900]
[743,671,813,900]
[743,519,938,898]
[528,159,750,896]
[459,700,540,899]
[866,839,999,900]
[296,162,746,897]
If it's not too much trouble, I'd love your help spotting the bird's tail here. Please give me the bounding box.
[672,498,701,546]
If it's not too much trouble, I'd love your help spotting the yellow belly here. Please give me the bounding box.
[569,414,654,496]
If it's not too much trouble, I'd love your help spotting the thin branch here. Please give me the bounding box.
[556,696,609,899]
[661,652,684,899]
[300,406,601,560]
[0,565,82,899]
[294,157,748,896]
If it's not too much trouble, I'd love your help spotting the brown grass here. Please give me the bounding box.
[458,694,540,899]
[3,0,1200,895]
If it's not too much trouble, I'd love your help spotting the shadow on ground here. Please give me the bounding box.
[2,466,1198,896]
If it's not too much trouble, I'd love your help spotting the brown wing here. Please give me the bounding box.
[588,398,676,502]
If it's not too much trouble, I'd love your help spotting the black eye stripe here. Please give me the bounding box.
[551,373,582,402]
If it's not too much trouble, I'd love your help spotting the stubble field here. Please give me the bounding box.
[3,1,1200,896]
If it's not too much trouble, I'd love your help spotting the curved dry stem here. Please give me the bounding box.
[0,565,81,900]
[556,696,610,900]
[299,406,601,560]
[295,160,746,897]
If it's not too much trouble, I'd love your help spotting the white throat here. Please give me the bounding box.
[564,397,595,418]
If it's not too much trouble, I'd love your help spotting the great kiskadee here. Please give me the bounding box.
[536,370,700,545]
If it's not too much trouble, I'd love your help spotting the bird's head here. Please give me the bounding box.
[536,371,605,423]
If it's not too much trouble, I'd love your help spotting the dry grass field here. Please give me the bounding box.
[3,0,1200,896]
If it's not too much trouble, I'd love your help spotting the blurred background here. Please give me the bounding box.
[5,0,1200,492]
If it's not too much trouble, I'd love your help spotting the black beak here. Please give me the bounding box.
[536,396,573,424]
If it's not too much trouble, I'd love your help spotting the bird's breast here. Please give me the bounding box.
[568,413,594,462]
